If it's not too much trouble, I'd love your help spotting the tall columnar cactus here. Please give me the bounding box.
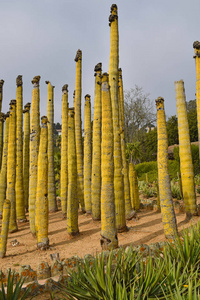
[23,103,31,212]
[29,76,41,235]
[193,41,200,159]
[0,80,4,113]
[156,97,177,237]
[129,162,140,211]
[7,100,18,233]
[46,81,57,212]
[92,63,102,220]
[108,4,126,232]
[0,113,9,218]
[60,84,68,218]
[35,116,49,249]
[100,73,118,250]
[175,81,197,218]
[15,75,26,221]
[84,94,92,214]
[0,199,11,258]
[67,108,79,236]
[118,68,136,218]
[0,113,5,169]
[74,49,85,213]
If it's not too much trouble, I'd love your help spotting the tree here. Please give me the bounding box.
[187,99,198,142]
[166,115,179,146]
[124,86,156,143]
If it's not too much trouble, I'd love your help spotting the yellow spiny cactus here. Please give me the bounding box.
[29,75,41,235]
[16,75,26,221]
[7,100,18,233]
[109,4,126,232]
[23,103,31,212]
[0,113,5,169]
[84,94,92,214]
[0,199,11,258]
[175,80,197,218]
[92,63,102,220]
[118,68,136,218]
[100,73,118,250]
[156,97,177,237]
[0,80,4,113]
[193,41,200,159]
[35,116,49,249]
[67,108,79,236]
[129,162,140,211]
[74,49,85,213]
[0,113,9,218]
[46,81,57,212]
[61,84,68,218]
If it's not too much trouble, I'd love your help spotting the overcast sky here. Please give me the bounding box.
[0,0,200,123]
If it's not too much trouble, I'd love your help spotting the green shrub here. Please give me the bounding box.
[135,160,179,182]
[171,179,182,200]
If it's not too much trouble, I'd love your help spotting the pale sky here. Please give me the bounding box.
[0,0,200,123]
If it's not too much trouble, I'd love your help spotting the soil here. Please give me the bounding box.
[0,197,200,273]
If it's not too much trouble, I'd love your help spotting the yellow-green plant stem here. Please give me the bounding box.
[16,75,26,221]
[0,199,11,258]
[100,73,118,250]
[109,5,126,232]
[67,108,79,236]
[193,41,200,159]
[46,81,57,212]
[92,63,102,220]
[60,85,68,218]
[0,80,4,113]
[84,94,92,214]
[35,116,49,249]
[74,49,85,213]
[0,113,5,169]
[23,103,31,212]
[156,97,177,237]
[118,68,136,219]
[29,76,41,236]
[7,100,18,233]
[0,114,9,218]
[175,80,197,218]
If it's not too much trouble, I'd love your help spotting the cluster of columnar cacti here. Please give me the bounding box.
[1,4,200,259]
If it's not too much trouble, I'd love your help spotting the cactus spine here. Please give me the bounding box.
[16,75,26,221]
[60,85,68,218]
[0,199,11,258]
[0,114,9,217]
[92,63,102,220]
[156,97,177,237]
[7,100,18,233]
[74,49,85,212]
[109,4,126,232]
[67,108,79,235]
[118,68,136,218]
[23,103,31,212]
[175,80,197,218]
[35,116,49,249]
[84,94,92,214]
[29,76,40,235]
[46,81,57,212]
[100,73,118,250]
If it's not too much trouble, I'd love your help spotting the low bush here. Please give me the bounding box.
[135,160,180,182]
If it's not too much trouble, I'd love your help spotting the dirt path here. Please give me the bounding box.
[0,205,199,272]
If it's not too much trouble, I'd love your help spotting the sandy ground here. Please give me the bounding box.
[0,199,200,273]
